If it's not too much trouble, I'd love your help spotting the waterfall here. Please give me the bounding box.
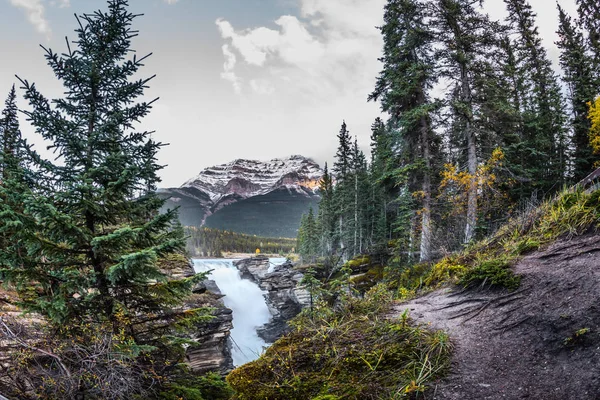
[192,258,285,366]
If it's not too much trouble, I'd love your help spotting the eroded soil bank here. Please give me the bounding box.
[394,233,600,400]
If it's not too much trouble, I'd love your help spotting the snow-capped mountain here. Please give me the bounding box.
[159,155,323,238]
[182,155,322,203]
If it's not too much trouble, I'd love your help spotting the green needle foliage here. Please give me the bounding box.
[0,1,220,397]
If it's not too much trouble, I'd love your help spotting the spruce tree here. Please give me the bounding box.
[350,137,369,256]
[333,121,353,257]
[0,86,25,180]
[576,0,600,78]
[557,4,597,180]
[369,0,439,261]
[0,86,32,282]
[2,2,210,392]
[430,0,500,243]
[504,0,568,196]
[369,118,397,245]
[317,162,336,256]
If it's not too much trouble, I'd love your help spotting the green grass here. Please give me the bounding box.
[227,284,452,400]
[384,188,600,294]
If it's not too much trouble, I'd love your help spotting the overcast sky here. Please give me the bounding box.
[0,0,578,187]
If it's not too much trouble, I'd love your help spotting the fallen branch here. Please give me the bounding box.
[0,316,71,378]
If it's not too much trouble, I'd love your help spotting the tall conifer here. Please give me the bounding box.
[431,0,500,242]
[504,0,568,196]
[556,5,597,180]
[3,0,209,374]
[370,0,439,261]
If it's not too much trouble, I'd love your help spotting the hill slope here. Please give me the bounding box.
[396,232,600,399]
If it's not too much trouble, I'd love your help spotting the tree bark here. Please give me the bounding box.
[419,112,433,262]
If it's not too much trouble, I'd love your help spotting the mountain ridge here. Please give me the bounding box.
[159,155,322,237]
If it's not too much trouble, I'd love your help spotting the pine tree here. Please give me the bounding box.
[431,0,500,243]
[333,121,353,257]
[2,2,210,390]
[317,162,336,256]
[557,4,597,180]
[369,0,439,261]
[504,0,568,196]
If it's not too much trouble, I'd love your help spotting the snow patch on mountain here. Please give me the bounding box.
[182,155,322,203]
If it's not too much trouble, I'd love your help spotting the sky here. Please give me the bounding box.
[0,0,579,188]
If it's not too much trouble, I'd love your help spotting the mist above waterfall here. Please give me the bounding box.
[193,259,275,366]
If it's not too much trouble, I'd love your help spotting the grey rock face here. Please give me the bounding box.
[178,261,233,375]
[234,256,309,343]
[185,296,234,375]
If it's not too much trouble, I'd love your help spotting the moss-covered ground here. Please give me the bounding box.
[227,284,452,399]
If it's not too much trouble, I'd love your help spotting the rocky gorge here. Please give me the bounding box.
[234,256,310,342]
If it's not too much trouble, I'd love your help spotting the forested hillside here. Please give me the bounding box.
[298,0,600,270]
[186,227,296,257]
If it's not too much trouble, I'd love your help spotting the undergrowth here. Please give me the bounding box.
[389,187,600,293]
[227,284,452,400]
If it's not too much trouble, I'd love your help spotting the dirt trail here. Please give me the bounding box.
[393,233,600,400]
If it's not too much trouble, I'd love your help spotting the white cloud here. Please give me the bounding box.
[220,44,241,94]
[214,0,385,163]
[9,0,51,38]
[250,79,275,95]
[51,0,70,7]
[164,0,179,4]
[216,0,383,100]
[216,18,280,66]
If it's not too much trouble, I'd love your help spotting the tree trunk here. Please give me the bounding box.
[460,58,477,244]
[354,173,358,255]
[419,114,433,262]
[465,119,477,243]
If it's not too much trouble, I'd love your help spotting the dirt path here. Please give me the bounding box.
[393,234,600,399]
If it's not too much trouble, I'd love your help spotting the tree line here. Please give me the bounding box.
[186,227,296,257]
[298,0,600,268]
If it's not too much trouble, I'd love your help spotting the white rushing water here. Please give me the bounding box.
[192,258,286,366]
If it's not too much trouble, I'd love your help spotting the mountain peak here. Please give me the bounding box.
[182,155,322,203]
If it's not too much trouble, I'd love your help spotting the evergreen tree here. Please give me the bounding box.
[297,207,318,263]
[504,0,568,196]
[0,86,25,180]
[333,121,353,257]
[431,0,500,243]
[350,137,369,255]
[0,86,31,283]
[369,117,394,245]
[369,0,439,261]
[576,0,600,79]
[1,2,210,393]
[556,4,597,180]
[317,162,336,256]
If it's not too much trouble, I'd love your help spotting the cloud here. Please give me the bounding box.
[9,0,51,38]
[220,44,241,94]
[164,0,179,4]
[214,0,385,166]
[215,0,384,101]
[50,0,70,7]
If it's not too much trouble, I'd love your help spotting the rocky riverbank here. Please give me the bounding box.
[162,256,235,374]
[234,256,309,342]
